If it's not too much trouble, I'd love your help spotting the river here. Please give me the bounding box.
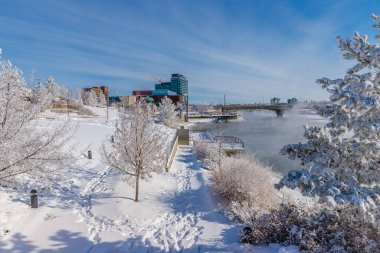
[190,109,326,175]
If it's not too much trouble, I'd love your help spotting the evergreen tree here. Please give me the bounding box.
[277,14,380,228]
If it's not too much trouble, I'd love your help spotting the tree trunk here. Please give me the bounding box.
[135,171,140,202]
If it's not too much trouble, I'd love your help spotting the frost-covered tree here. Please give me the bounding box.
[59,84,71,99]
[76,89,84,105]
[43,76,60,99]
[102,100,165,202]
[0,54,72,184]
[97,92,107,106]
[31,83,52,111]
[41,76,71,100]
[83,90,97,106]
[159,96,178,128]
[277,14,380,227]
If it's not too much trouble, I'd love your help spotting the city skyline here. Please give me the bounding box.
[0,0,379,103]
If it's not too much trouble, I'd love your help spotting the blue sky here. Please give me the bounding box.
[0,0,379,103]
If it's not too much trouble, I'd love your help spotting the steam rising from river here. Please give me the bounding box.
[190,108,326,175]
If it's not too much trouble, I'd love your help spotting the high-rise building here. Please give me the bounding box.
[170,74,188,95]
[270,97,280,105]
[154,74,188,96]
[287,98,298,105]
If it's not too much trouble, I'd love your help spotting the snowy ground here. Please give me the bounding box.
[0,106,300,253]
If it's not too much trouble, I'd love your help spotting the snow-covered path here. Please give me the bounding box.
[85,146,241,253]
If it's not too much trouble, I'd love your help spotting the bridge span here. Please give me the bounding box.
[219,104,293,118]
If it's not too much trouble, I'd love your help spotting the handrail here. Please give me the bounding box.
[214,135,244,143]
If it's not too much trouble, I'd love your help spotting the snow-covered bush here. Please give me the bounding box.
[0,53,72,185]
[211,154,278,213]
[240,205,380,253]
[77,106,96,116]
[193,140,221,169]
[276,14,380,228]
[158,96,178,128]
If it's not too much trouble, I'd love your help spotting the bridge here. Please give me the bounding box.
[219,104,293,118]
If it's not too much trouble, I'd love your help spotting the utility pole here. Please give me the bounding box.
[224,94,226,106]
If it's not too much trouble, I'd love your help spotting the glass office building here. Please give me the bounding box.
[170,74,188,96]
[155,74,188,96]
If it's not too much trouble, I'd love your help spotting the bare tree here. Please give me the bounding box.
[0,54,72,184]
[102,100,165,202]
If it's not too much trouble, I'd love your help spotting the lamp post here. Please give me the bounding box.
[106,102,109,122]
[184,93,189,122]
[65,98,69,117]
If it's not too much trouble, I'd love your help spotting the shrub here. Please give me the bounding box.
[193,141,210,163]
[77,106,96,116]
[193,140,223,169]
[240,204,380,253]
[210,154,278,213]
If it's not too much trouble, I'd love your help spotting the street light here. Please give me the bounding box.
[64,98,70,118]
[183,93,188,122]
